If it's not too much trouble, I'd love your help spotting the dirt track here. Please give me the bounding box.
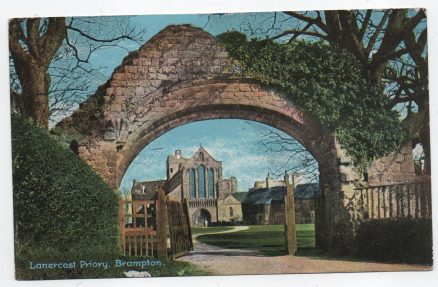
[178,226,431,275]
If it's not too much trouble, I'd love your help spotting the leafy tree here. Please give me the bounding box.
[274,10,429,173]
[218,32,407,170]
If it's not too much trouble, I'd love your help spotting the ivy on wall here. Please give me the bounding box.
[218,31,407,170]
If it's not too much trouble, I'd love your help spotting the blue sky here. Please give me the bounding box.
[65,13,317,193]
[40,11,422,193]
[82,13,296,77]
[119,119,317,193]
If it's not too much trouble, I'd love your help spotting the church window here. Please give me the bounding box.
[229,207,234,217]
[198,165,206,198]
[189,169,196,198]
[199,152,204,161]
[208,168,215,198]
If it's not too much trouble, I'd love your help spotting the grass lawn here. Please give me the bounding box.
[191,226,234,235]
[197,224,315,256]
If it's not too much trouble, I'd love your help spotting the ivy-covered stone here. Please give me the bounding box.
[218,31,407,170]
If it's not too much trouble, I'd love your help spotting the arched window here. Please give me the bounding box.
[198,165,206,198]
[189,169,196,198]
[229,207,234,217]
[199,152,204,161]
[208,168,215,198]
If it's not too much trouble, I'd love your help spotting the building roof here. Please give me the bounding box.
[243,186,285,205]
[231,192,248,202]
[167,146,219,163]
[253,179,286,189]
[295,183,320,199]
[131,179,166,200]
[243,183,320,205]
[194,146,216,160]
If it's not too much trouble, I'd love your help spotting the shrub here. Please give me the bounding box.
[354,218,433,265]
[11,113,120,278]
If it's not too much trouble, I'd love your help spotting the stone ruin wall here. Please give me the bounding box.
[54,24,419,255]
[367,145,416,184]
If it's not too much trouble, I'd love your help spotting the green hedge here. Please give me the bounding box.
[354,219,433,265]
[12,114,120,277]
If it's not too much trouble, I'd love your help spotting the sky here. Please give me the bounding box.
[60,13,317,193]
[57,11,423,192]
[119,119,318,193]
[12,12,422,191]
[77,13,295,79]
[2,2,437,286]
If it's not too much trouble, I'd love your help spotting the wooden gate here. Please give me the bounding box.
[119,187,193,259]
[119,199,158,257]
[166,198,193,258]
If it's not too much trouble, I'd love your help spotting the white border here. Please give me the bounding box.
[1,1,437,287]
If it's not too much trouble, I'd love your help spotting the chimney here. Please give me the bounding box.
[284,170,289,185]
[266,172,270,189]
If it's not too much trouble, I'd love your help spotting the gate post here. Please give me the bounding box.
[284,174,297,255]
[156,187,168,259]
[118,198,125,255]
[182,199,194,251]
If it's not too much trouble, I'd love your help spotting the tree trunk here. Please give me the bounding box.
[16,63,50,128]
[9,18,66,129]
[403,107,430,176]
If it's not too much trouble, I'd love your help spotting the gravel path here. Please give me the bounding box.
[178,226,431,275]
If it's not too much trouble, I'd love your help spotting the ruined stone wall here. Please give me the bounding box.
[54,24,415,255]
[55,25,331,190]
[165,169,183,201]
[367,145,416,184]
[217,177,237,199]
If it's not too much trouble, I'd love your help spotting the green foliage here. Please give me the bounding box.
[12,113,119,269]
[354,219,432,265]
[218,32,407,169]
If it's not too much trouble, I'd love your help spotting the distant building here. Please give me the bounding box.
[132,147,244,227]
[242,174,320,224]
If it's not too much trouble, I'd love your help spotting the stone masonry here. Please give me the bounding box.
[54,24,417,255]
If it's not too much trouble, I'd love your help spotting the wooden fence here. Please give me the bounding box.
[119,188,193,259]
[119,199,157,257]
[352,178,431,220]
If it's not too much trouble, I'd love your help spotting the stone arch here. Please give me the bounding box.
[54,24,389,253]
[192,208,212,227]
[116,78,337,187]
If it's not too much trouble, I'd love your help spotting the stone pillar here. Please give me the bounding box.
[213,169,217,198]
[205,166,209,199]
[195,168,199,199]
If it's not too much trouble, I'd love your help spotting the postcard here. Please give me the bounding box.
[5,3,434,285]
